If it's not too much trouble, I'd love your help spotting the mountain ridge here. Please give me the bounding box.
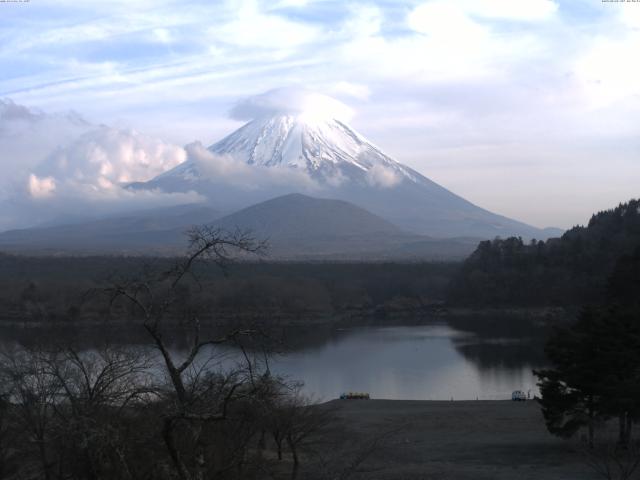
[0,193,479,259]
[138,113,562,240]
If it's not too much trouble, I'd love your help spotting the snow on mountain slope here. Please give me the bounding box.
[209,114,418,184]
[157,113,418,188]
[139,102,560,239]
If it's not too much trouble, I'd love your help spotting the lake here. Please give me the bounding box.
[0,323,545,401]
[250,325,542,401]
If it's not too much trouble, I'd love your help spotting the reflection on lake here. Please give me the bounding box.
[261,325,542,401]
[0,324,544,401]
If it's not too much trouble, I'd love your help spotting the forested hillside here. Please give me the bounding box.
[448,199,640,306]
[0,256,457,325]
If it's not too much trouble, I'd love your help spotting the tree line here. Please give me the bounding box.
[0,255,457,327]
[448,199,640,306]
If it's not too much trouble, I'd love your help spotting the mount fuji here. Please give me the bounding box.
[164,114,419,185]
[137,111,559,240]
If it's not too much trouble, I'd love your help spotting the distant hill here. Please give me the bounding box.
[0,193,478,259]
[447,199,640,306]
[213,193,402,239]
[0,204,221,255]
[208,193,477,259]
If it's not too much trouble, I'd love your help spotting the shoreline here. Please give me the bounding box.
[0,304,573,328]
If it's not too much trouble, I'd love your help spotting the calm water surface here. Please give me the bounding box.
[1,324,543,401]
[263,325,540,401]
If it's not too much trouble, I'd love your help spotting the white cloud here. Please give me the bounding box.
[27,174,56,199]
[466,0,558,21]
[32,127,187,196]
[409,0,558,30]
[210,1,320,50]
[229,87,354,121]
[341,4,382,37]
[619,2,640,28]
[339,2,548,86]
[330,81,371,100]
[366,164,402,189]
[0,99,42,125]
[152,28,174,44]
[186,141,319,190]
[573,7,640,110]
[1,4,199,57]
[0,99,92,198]
[408,2,489,39]
[272,0,311,7]
[575,33,640,109]
[0,108,201,230]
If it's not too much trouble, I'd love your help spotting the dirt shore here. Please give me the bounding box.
[325,399,596,480]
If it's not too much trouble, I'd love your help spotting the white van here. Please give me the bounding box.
[512,390,527,401]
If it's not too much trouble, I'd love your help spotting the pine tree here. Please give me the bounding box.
[535,249,640,447]
[534,308,609,447]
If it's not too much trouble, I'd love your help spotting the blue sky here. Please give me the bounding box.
[0,0,639,228]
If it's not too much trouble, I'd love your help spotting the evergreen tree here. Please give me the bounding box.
[601,247,640,446]
[449,198,640,306]
[535,251,640,447]
[534,308,609,447]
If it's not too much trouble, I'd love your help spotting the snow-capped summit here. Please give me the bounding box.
[206,113,417,186]
[159,87,419,188]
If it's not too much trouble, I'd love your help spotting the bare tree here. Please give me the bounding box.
[106,226,267,480]
[580,438,640,480]
[44,347,154,480]
[0,344,155,480]
[0,347,62,480]
[279,389,334,479]
[0,357,19,479]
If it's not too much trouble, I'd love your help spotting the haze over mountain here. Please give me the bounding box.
[208,193,478,259]
[138,90,561,240]
[0,204,221,255]
[0,194,478,259]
